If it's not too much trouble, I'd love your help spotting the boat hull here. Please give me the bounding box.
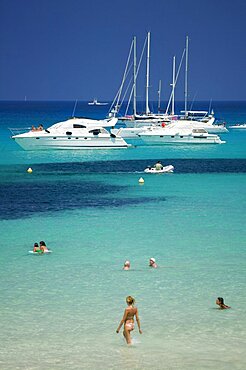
[111,128,146,146]
[12,136,129,150]
[144,165,174,173]
[138,133,224,145]
[229,124,246,129]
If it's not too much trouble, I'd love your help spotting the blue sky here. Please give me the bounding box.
[0,0,245,101]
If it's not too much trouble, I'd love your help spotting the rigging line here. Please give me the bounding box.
[109,62,134,115]
[113,62,133,114]
[165,48,186,115]
[72,99,78,117]
[109,41,134,115]
[189,92,197,110]
[121,76,134,114]
[124,36,148,116]
[115,40,134,114]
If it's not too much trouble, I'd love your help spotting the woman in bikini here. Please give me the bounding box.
[33,242,42,253]
[116,296,142,344]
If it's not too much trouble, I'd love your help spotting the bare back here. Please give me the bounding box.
[124,306,137,322]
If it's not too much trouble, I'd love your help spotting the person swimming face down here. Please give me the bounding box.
[123,260,130,270]
[149,257,157,268]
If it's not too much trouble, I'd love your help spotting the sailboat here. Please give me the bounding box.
[177,36,228,133]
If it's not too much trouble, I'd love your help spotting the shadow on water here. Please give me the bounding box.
[0,158,245,220]
[33,158,246,174]
[0,177,166,220]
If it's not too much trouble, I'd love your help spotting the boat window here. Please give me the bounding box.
[66,131,72,135]
[36,137,40,139]
[89,129,100,135]
[84,137,87,140]
[160,136,163,138]
[180,136,183,138]
[53,137,57,139]
[75,137,79,139]
[171,136,175,138]
[193,129,206,133]
[68,137,71,139]
[73,124,86,128]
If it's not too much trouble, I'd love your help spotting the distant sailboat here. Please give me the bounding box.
[88,98,108,106]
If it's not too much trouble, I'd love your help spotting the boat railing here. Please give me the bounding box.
[9,127,31,135]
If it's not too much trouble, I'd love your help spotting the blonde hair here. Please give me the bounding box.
[126,296,135,305]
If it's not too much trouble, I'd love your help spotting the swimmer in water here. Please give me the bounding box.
[216,297,231,309]
[116,296,142,345]
[39,241,49,252]
[149,257,157,268]
[123,260,130,270]
[33,242,42,253]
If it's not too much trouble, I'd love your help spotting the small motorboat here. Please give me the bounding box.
[144,165,174,173]
[228,124,246,129]
[88,98,108,106]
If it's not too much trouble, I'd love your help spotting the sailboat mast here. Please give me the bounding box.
[171,56,176,115]
[133,36,137,117]
[158,80,161,113]
[146,31,150,115]
[184,36,189,117]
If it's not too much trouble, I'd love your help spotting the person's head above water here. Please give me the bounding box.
[217,297,224,305]
[149,257,157,267]
[34,242,39,247]
[39,241,46,246]
[126,296,135,306]
[216,297,231,309]
[123,260,130,270]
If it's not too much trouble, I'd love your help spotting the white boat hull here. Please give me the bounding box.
[111,127,146,146]
[11,117,129,150]
[229,124,246,129]
[12,136,128,150]
[139,130,224,145]
[204,125,228,133]
[144,165,174,173]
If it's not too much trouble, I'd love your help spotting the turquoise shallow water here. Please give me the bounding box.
[1,172,246,369]
[0,101,246,369]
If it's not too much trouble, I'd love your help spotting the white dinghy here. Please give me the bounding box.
[144,165,174,173]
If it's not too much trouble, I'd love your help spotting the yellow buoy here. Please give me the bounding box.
[138,177,144,184]
[27,167,33,173]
